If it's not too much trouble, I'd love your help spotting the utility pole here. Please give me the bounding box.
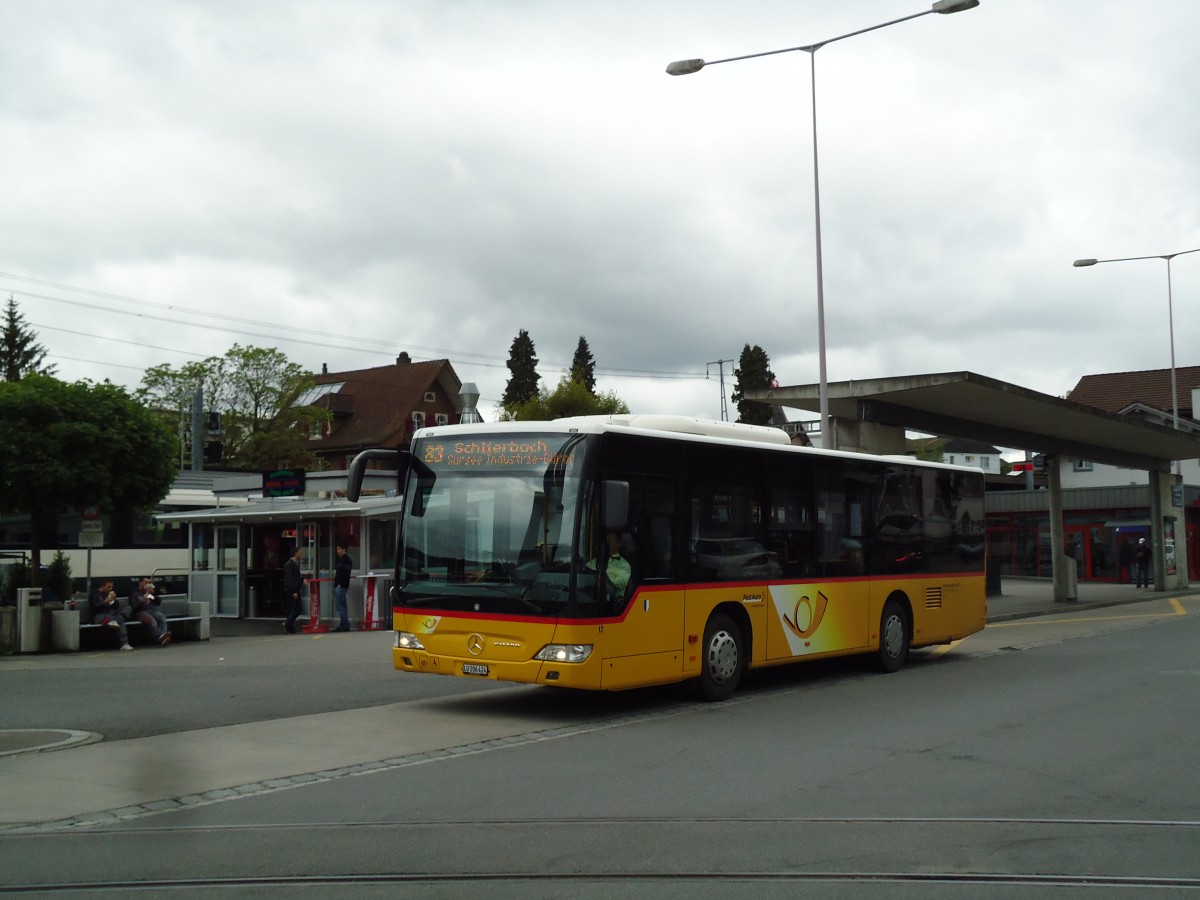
[191,389,204,472]
[706,358,733,421]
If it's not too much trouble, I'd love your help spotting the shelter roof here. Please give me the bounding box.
[747,370,1200,472]
[157,493,404,524]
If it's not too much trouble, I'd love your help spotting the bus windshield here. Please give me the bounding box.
[397,432,597,617]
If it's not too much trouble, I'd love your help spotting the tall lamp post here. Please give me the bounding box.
[667,0,980,449]
[1073,247,1200,441]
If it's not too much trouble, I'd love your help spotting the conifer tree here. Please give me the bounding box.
[502,329,540,409]
[1,295,56,382]
[731,343,776,426]
[570,336,596,394]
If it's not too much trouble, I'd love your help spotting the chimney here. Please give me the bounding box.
[321,363,328,375]
[396,352,411,365]
[459,382,483,424]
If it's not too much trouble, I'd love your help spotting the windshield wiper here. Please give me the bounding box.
[496,585,546,614]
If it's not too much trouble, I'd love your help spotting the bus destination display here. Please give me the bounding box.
[421,438,577,469]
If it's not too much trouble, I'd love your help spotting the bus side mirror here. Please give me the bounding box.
[346,448,402,502]
[603,480,630,531]
[405,449,438,518]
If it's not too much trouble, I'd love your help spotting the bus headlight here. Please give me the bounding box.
[534,644,593,663]
[394,632,425,650]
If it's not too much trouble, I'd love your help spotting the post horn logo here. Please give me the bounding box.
[783,590,830,639]
[466,634,485,656]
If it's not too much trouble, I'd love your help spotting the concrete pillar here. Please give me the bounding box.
[1046,455,1072,602]
[1148,469,1187,591]
[1149,469,1165,591]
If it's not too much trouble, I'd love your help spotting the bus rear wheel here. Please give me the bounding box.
[698,613,743,701]
[875,599,910,673]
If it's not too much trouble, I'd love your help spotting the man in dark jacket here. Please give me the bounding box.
[283,546,304,634]
[333,544,353,632]
[129,576,171,646]
[1133,537,1152,589]
[88,579,132,651]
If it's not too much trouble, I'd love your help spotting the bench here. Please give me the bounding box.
[55,598,211,651]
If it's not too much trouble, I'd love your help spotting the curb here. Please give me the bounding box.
[0,729,102,758]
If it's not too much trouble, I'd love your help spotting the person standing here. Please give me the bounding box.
[283,546,304,634]
[333,544,353,632]
[88,579,132,651]
[1133,537,1152,589]
[129,576,171,646]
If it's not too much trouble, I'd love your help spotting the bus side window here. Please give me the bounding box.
[634,479,676,581]
[813,464,871,578]
[769,485,815,579]
[688,483,767,582]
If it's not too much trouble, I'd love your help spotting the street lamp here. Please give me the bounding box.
[1073,247,1200,438]
[667,0,980,449]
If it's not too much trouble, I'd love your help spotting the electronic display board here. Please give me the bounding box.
[418,435,582,470]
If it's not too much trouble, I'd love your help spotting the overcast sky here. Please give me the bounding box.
[4,1,1198,429]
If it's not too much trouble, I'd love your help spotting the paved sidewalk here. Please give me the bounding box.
[984,576,1200,622]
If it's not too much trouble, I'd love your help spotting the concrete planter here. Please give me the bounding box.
[51,608,80,652]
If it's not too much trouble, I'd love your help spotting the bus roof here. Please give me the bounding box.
[416,414,790,446]
[414,414,980,476]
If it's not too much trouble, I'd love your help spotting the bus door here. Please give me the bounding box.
[594,477,684,690]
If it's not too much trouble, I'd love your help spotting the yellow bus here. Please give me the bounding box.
[349,414,986,700]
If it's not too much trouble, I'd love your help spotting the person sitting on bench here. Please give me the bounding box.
[88,579,132,651]
[129,576,172,647]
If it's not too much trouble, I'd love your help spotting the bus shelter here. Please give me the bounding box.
[158,492,402,626]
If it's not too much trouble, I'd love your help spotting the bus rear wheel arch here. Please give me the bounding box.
[697,611,746,701]
[875,595,911,673]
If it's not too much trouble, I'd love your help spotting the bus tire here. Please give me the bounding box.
[875,599,909,673]
[698,612,743,701]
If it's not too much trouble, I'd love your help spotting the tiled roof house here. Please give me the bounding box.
[1066,366,1200,423]
[303,353,466,470]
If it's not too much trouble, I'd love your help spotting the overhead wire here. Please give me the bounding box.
[3,273,708,382]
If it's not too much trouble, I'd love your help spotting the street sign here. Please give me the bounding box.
[78,531,104,548]
[80,520,103,533]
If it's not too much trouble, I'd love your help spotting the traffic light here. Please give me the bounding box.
[205,411,222,436]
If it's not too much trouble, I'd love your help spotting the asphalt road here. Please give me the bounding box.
[0,629,508,742]
[3,596,1198,896]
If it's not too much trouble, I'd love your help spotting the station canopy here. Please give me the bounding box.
[749,371,1200,472]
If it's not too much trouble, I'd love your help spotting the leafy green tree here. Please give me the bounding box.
[570,336,596,394]
[914,437,947,462]
[505,374,630,421]
[501,329,540,409]
[1,561,28,606]
[1,295,56,382]
[141,344,326,470]
[731,344,776,426]
[0,375,176,578]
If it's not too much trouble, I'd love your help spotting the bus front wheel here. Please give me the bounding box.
[698,613,743,701]
[875,599,910,673]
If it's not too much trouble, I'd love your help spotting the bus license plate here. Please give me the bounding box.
[462,663,489,676]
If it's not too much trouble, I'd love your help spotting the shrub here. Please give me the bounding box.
[2,561,30,606]
[45,551,74,604]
